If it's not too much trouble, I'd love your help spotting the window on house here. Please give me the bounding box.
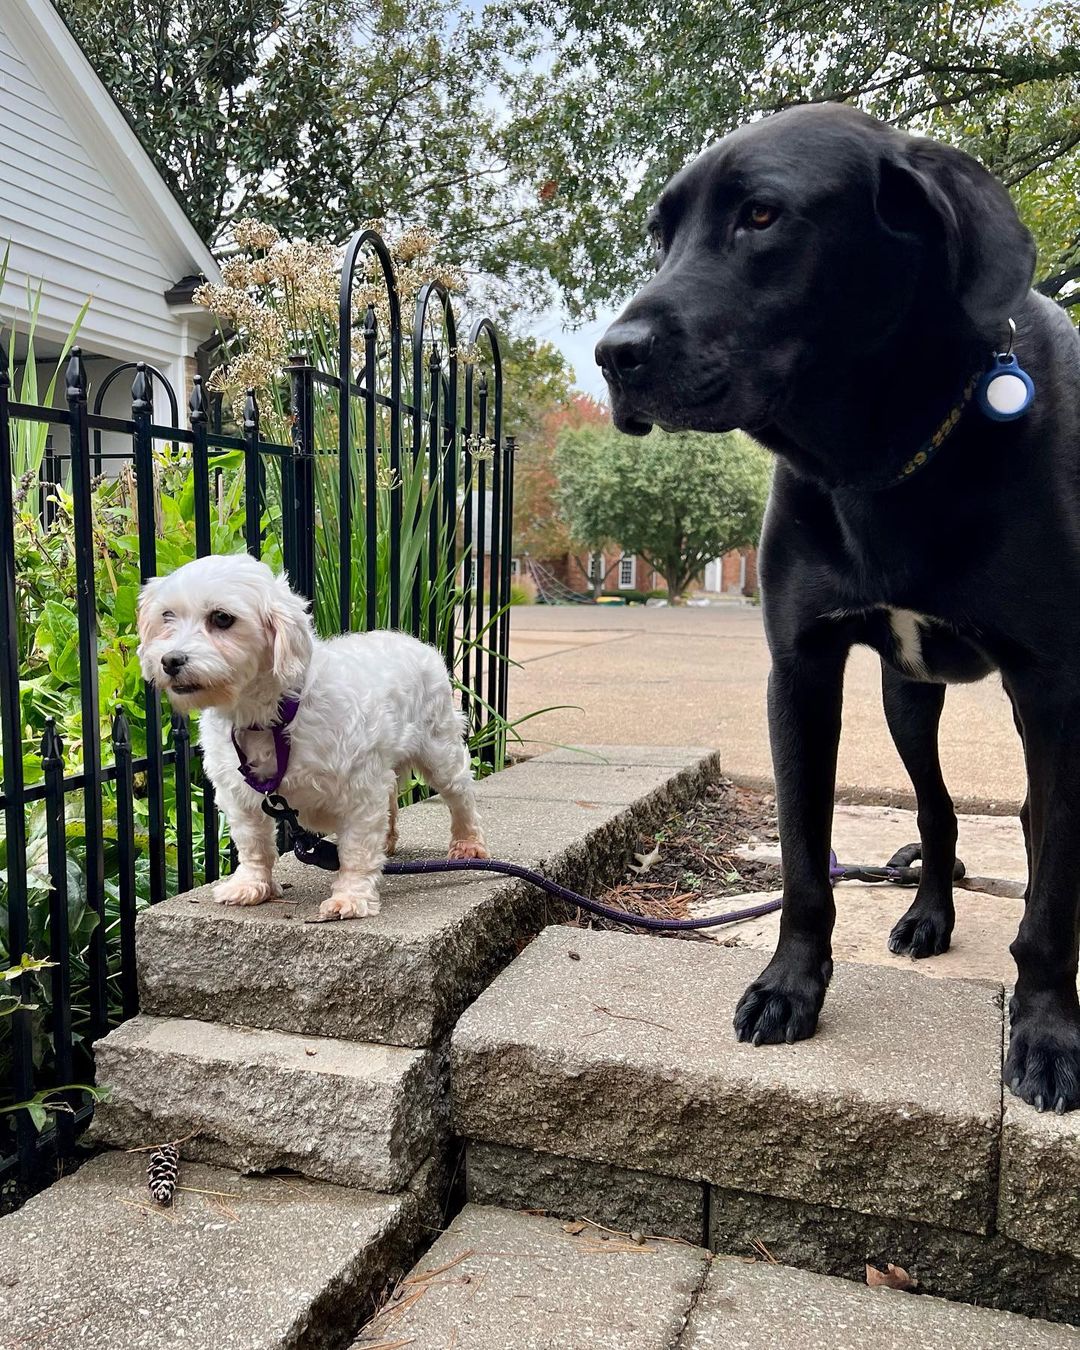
[619,554,636,589]
[590,551,603,581]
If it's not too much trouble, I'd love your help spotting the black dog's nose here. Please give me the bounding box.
[595,321,656,385]
[161,652,188,677]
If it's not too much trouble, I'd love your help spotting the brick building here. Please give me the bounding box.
[517,545,758,600]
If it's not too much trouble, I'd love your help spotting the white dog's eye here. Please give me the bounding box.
[162,610,175,622]
[208,610,235,630]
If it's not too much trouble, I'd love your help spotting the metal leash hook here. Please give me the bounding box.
[830,843,966,886]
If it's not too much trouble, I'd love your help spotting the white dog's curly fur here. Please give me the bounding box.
[137,553,486,920]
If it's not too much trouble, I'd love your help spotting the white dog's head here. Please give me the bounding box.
[136,554,313,714]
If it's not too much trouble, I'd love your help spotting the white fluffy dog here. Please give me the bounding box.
[137,553,487,920]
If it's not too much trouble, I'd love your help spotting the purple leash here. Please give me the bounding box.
[261,792,782,931]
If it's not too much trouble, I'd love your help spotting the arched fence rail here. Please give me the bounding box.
[0,230,515,1193]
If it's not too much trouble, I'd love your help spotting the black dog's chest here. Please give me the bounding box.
[851,608,994,684]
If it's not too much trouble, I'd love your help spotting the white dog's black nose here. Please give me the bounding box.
[161,652,188,677]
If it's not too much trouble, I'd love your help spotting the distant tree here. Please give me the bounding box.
[513,391,608,563]
[554,426,772,600]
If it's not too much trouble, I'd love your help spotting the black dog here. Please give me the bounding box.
[596,104,1080,1113]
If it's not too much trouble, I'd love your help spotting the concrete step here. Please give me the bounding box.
[453,926,1003,1235]
[90,1015,439,1191]
[0,1151,428,1350]
[355,1204,1080,1349]
[354,1203,711,1349]
[684,1254,1080,1349]
[137,747,719,1048]
[452,926,1080,1321]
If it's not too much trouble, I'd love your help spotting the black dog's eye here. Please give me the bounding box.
[647,223,664,257]
[208,611,235,630]
[745,203,779,230]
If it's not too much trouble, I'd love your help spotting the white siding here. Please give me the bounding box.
[0,8,215,374]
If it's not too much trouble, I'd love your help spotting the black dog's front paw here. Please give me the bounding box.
[1006,996,1080,1113]
[887,899,953,959]
[733,952,832,1046]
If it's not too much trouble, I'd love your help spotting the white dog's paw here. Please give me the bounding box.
[385,829,399,857]
[214,874,280,907]
[449,837,488,861]
[318,889,382,921]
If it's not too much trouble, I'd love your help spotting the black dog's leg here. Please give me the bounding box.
[1003,680,1080,1111]
[881,665,957,958]
[734,648,845,1044]
[1009,695,1033,902]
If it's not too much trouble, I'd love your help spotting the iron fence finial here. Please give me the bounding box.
[189,374,208,426]
[66,347,87,401]
[131,362,152,415]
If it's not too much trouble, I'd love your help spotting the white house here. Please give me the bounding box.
[0,0,220,423]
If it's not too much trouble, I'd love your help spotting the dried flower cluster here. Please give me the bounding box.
[196,218,476,403]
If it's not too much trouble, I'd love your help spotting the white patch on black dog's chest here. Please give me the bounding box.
[887,607,930,679]
[829,605,995,684]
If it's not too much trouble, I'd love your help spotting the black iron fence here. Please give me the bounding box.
[0,227,514,1192]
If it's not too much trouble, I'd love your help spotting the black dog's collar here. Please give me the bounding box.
[879,372,981,490]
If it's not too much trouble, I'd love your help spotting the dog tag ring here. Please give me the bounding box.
[976,319,1034,422]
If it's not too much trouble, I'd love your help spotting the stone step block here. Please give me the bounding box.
[137,747,717,1048]
[465,1139,708,1246]
[91,1015,438,1191]
[354,1203,710,1349]
[0,1151,421,1350]
[684,1256,1080,1349]
[1000,1082,1080,1258]
[452,926,1003,1233]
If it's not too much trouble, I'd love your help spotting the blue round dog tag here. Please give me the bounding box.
[976,353,1034,422]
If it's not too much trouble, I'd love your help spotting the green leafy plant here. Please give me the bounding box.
[1,957,107,1131]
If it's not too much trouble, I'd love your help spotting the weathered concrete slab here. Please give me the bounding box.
[473,759,696,805]
[91,1015,438,1191]
[695,884,1023,986]
[465,1140,707,1246]
[0,1151,416,1350]
[452,927,1003,1232]
[139,749,719,1047]
[1000,1092,1080,1258]
[739,803,1027,884]
[531,744,720,770]
[354,1203,710,1349]
[708,1181,1080,1325]
[683,1256,1080,1349]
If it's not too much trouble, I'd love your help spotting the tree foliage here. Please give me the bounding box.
[502,0,1080,315]
[554,426,772,599]
[59,0,550,303]
[513,391,607,559]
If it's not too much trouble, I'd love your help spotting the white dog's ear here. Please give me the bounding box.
[136,575,163,647]
[265,573,313,690]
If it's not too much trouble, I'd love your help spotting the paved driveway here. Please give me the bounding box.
[506,603,1026,810]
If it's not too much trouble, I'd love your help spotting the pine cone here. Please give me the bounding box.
[147,1143,180,1206]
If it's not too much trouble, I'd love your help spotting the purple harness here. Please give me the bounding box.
[231,695,301,794]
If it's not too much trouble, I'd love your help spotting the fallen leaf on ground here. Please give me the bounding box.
[866,1262,917,1291]
[563,1221,586,1235]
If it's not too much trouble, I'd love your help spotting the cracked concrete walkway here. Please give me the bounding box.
[508,605,1026,810]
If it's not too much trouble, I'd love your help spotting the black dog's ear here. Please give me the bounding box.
[876,138,1035,338]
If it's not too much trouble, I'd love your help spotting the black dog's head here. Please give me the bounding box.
[596,105,1035,448]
